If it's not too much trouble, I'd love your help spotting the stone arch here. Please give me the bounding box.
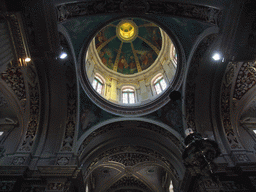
[77,119,185,192]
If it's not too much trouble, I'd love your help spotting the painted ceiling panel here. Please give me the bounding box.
[95,18,162,75]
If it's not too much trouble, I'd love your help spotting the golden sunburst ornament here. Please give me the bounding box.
[116,20,138,42]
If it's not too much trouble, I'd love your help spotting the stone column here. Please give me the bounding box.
[110,78,118,102]
[139,80,149,101]
[87,60,95,83]
[162,60,175,81]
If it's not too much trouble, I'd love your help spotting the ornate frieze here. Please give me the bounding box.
[108,153,151,166]
[56,157,70,166]
[233,61,256,100]
[56,1,222,26]
[86,145,179,180]
[234,154,250,162]
[0,181,16,191]
[220,62,242,149]
[78,121,183,156]
[185,34,217,130]
[47,182,64,191]
[18,65,40,152]
[196,178,220,192]
[60,63,77,152]
[11,156,27,166]
[21,186,45,192]
[221,181,248,191]
[3,13,26,60]
[1,66,26,105]
[107,176,151,192]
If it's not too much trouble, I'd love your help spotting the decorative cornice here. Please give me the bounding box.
[0,166,27,176]
[56,1,222,26]
[37,165,79,177]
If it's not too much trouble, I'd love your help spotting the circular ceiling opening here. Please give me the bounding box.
[117,20,138,42]
[81,17,182,116]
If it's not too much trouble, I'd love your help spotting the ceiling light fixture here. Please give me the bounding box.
[25,57,31,62]
[60,52,67,59]
[212,53,221,61]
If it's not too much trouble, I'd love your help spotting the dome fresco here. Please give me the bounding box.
[95,18,162,75]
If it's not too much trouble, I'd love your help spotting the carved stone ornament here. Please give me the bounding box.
[0,181,16,191]
[3,13,26,59]
[56,157,70,165]
[86,145,180,180]
[47,182,64,190]
[78,121,183,156]
[235,154,250,162]
[1,66,26,106]
[60,57,77,152]
[108,153,152,166]
[56,1,222,26]
[18,65,40,152]
[233,61,256,100]
[220,61,242,149]
[11,156,26,165]
[107,176,151,192]
[221,181,248,191]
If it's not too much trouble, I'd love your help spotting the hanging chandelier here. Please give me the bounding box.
[182,129,221,176]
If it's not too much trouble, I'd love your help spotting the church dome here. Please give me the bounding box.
[82,17,183,116]
[95,18,162,75]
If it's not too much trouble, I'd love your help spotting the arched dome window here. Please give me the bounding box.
[153,74,167,95]
[92,75,104,95]
[122,87,136,104]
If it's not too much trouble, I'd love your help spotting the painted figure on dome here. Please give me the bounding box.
[100,48,114,69]
[152,29,162,49]
[99,51,107,66]
[140,52,149,70]
[108,57,114,69]
[147,52,154,65]
[95,30,107,48]
[118,55,128,73]
[129,56,137,74]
